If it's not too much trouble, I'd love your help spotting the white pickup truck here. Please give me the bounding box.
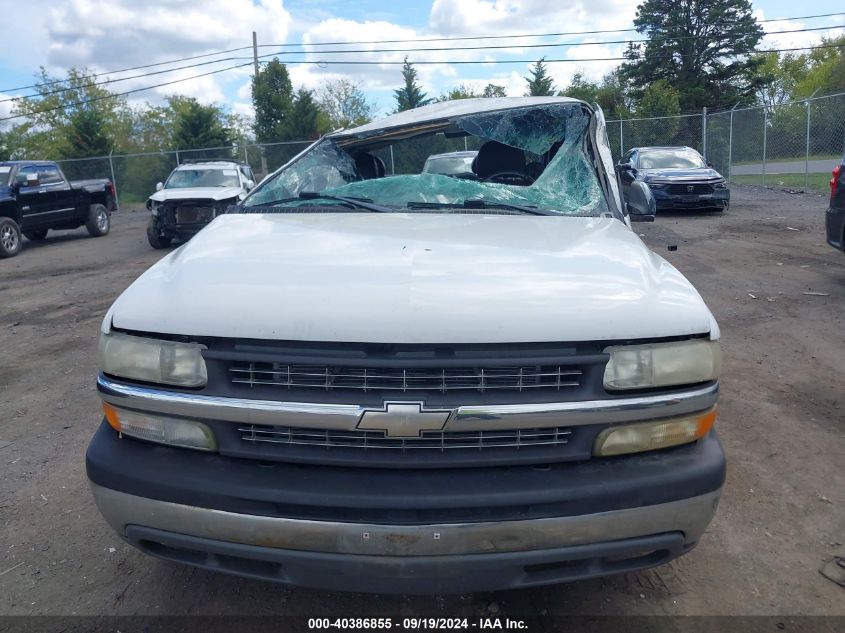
[87,97,724,594]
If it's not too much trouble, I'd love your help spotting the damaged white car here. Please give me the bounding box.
[89,97,724,594]
[145,160,255,249]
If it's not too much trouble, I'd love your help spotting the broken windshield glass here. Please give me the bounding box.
[243,102,607,216]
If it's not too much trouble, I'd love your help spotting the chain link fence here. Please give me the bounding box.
[57,140,313,207]
[55,92,845,207]
[607,91,845,195]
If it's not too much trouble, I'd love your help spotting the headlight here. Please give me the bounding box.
[103,403,216,451]
[594,407,717,456]
[98,332,207,387]
[647,182,668,190]
[713,180,727,189]
[603,339,721,390]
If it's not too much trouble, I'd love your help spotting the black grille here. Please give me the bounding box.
[229,363,582,393]
[238,424,572,451]
[666,183,714,195]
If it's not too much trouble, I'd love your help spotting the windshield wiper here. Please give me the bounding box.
[247,191,393,213]
[406,198,557,216]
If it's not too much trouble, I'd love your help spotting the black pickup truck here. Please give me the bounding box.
[0,160,117,258]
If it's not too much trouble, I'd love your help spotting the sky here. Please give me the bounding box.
[0,0,842,125]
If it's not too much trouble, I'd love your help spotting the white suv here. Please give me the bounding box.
[145,160,255,248]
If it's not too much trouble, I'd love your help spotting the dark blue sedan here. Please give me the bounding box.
[617,146,730,213]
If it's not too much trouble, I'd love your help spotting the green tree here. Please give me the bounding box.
[794,34,845,97]
[631,79,682,146]
[394,58,431,112]
[482,84,507,98]
[171,97,233,156]
[524,58,555,96]
[560,72,599,102]
[438,83,508,101]
[752,50,809,107]
[283,89,323,140]
[316,79,375,129]
[251,59,294,143]
[60,107,114,158]
[9,67,131,158]
[620,0,764,110]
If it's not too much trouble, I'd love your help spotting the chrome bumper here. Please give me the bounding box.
[91,483,720,557]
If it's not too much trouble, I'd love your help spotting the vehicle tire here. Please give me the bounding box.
[23,228,48,241]
[147,217,171,249]
[86,203,110,237]
[0,217,23,258]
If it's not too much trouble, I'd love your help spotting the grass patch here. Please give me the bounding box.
[732,173,831,195]
[733,154,840,166]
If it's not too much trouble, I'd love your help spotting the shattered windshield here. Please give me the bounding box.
[166,168,240,189]
[244,102,607,216]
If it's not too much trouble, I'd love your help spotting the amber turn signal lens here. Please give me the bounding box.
[593,406,718,456]
[102,402,121,432]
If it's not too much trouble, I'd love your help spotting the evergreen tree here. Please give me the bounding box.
[60,107,114,158]
[171,97,233,157]
[620,0,764,110]
[394,58,431,112]
[524,58,555,96]
[251,59,295,143]
[284,89,323,140]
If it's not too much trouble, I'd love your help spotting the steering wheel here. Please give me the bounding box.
[482,171,535,185]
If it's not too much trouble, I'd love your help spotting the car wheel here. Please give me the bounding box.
[86,203,110,237]
[147,217,171,249]
[24,228,48,241]
[0,217,23,258]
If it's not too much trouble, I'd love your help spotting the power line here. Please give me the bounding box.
[1,11,841,95]
[5,23,842,105]
[0,46,253,94]
[3,41,844,123]
[259,11,845,47]
[251,24,843,57]
[0,60,254,122]
[287,42,845,64]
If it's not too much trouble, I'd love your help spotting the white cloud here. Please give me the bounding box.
[755,10,843,51]
[36,0,291,108]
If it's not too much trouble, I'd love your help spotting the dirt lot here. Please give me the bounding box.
[0,186,843,618]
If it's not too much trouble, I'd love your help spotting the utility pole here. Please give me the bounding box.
[253,31,268,178]
[728,103,740,182]
[252,31,260,78]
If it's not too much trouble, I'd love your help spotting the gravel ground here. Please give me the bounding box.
[0,185,843,618]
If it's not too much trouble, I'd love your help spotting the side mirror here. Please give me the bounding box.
[155,182,164,191]
[617,161,633,171]
[245,179,255,191]
[626,180,656,223]
[706,160,714,168]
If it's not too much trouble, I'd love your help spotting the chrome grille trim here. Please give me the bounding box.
[97,376,719,431]
[229,363,582,393]
[238,424,572,451]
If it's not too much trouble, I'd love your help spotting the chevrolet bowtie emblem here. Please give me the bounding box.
[357,402,452,438]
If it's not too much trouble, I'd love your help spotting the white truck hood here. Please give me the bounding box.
[148,187,244,202]
[109,213,716,343]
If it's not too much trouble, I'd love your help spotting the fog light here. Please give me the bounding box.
[594,408,717,456]
[102,403,216,451]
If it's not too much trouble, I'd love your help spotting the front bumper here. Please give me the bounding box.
[826,206,845,251]
[651,188,730,211]
[87,422,725,593]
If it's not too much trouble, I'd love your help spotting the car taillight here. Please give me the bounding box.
[832,165,842,199]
